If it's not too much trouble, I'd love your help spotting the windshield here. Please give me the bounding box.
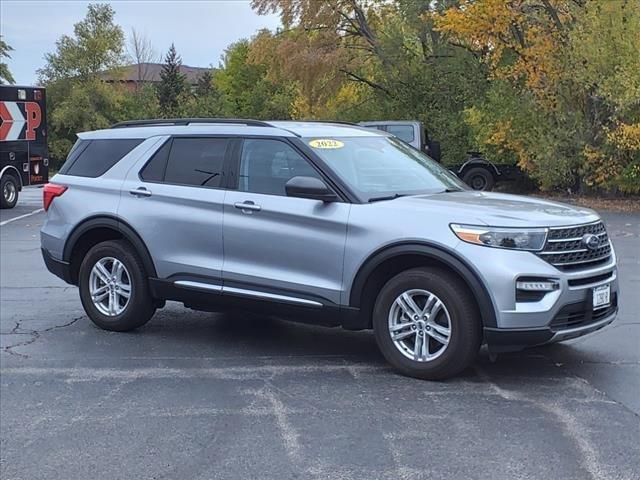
[304,136,467,200]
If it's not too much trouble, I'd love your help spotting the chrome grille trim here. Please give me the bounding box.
[547,231,607,243]
[540,248,588,255]
[537,221,611,270]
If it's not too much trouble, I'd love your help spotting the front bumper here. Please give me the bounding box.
[455,239,619,351]
[484,308,617,352]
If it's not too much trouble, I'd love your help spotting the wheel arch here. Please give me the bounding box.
[458,159,499,177]
[1,165,24,190]
[348,242,497,329]
[63,215,157,284]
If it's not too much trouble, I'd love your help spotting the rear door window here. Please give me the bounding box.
[163,137,231,188]
[59,139,143,177]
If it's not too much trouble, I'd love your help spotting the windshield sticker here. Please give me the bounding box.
[309,139,344,149]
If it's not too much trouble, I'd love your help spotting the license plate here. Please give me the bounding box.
[593,284,611,309]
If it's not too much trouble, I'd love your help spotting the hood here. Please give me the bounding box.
[391,191,599,227]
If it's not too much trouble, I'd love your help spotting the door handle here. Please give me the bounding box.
[234,201,261,213]
[129,187,152,197]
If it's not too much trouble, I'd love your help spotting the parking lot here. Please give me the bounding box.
[1,187,638,480]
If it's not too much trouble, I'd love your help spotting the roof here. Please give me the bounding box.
[267,121,387,138]
[100,63,212,84]
[78,120,387,140]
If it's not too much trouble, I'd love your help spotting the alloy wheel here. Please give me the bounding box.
[89,257,131,316]
[388,289,452,362]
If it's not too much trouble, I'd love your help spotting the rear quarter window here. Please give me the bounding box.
[59,138,143,177]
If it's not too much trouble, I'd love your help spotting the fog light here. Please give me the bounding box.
[516,280,559,291]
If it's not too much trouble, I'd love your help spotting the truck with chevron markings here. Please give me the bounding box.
[0,85,49,209]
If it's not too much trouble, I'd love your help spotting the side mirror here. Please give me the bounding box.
[285,176,339,202]
[427,140,442,163]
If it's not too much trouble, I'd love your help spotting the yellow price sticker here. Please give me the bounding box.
[309,139,345,149]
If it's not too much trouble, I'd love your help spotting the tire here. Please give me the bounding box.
[78,239,156,331]
[1,175,19,209]
[462,167,495,191]
[372,267,482,380]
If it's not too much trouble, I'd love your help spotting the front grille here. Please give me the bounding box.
[550,293,617,331]
[537,221,611,271]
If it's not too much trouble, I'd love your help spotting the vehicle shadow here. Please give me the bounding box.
[126,304,580,381]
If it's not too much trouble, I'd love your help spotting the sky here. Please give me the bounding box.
[1,0,282,85]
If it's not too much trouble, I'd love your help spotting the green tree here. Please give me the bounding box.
[195,70,214,97]
[215,39,294,119]
[250,0,485,164]
[436,0,640,193]
[38,3,124,82]
[156,44,188,117]
[0,36,15,85]
[38,3,128,167]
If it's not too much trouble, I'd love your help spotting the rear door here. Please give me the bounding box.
[222,138,350,306]
[118,136,232,283]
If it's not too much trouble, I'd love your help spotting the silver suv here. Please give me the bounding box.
[41,119,619,379]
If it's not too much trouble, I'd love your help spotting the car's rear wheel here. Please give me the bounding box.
[78,240,156,331]
[373,267,482,380]
[1,175,19,209]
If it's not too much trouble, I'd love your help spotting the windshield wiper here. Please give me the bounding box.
[368,193,408,203]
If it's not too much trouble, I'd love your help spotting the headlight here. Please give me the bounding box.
[450,224,548,251]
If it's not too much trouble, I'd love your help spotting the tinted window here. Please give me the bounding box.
[164,137,229,188]
[140,139,171,182]
[239,139,321,196]
[59,139,143,177]
[385,125,415,143]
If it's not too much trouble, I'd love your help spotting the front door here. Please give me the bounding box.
[223,138,350,306]
[118,136,232,283]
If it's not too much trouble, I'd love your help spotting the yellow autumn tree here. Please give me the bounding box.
[436,0,640,193]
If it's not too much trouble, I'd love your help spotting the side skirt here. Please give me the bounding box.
[148,278,366,329]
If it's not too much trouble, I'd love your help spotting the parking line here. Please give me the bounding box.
[0,208,44,227]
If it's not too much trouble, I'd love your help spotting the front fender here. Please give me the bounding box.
[348,241,498,328]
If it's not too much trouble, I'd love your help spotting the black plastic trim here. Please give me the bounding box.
[112,118,273,128]
[149,278,347,328]
[483,327,554,353]
[41,248,73,284]
[62,215,158,280]
[349,241,498,328]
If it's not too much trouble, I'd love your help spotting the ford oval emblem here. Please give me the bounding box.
[582,233,600,251]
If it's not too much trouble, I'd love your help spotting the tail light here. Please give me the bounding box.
[43,183,67,211]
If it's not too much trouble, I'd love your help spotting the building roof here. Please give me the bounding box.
[101,63,212,84]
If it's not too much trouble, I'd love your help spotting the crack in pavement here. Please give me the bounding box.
[1,316,83,358]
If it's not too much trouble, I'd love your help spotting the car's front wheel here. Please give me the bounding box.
[373,267,482,380]
[78,240,156,331]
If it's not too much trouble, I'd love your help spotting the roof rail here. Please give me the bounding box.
[295,120,359,126]
[110,118,272,129]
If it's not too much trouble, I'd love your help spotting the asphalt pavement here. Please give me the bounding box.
[1,187,639,480]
